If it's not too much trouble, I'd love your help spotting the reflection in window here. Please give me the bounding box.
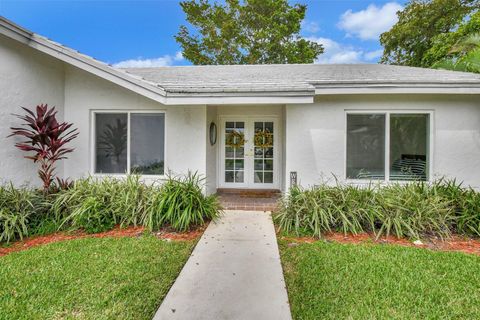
[346,113,429,181]
[130,113,165,175]
[254,121,274,184]
[94,112,165,175]
[390,114,428,181]
[95,113,128,174]
[346,114,385,180]
[224,121,245,183]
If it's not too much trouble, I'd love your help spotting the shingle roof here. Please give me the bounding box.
[3,13,480,102]
[122,64,480,94]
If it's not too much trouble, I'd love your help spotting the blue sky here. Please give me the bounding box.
[0,0,408,66]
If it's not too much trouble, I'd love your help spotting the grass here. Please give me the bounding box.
[279,240,480,320]
[0,236,195,320]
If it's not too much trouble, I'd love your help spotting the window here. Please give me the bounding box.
[94,112,165,175]
[389,114,429,181]
[224,121,245,183]
[347,114,385,180]
[254,121,274,184]
[346,112,430,181]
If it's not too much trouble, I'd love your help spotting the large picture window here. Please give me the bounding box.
[94,112,165,175]
[347,112,430,181]
[347,114,385,180]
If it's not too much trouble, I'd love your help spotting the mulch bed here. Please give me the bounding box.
[154,225,207,241]
[281,232,480,256]
[0,225,205,257]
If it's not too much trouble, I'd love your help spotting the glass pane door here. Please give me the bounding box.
[253,121,274,184]
[224,121,245,183]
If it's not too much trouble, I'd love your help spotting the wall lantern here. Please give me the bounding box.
[209,122,217,146]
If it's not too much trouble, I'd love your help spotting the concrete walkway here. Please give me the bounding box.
[153,210,292,320]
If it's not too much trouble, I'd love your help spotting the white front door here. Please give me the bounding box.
[219,117,280,189]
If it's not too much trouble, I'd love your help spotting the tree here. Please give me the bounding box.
[380,0,478,67]
[175,0,324,65]
[424,11,480,67]
[433,33,480,72]
[9,105,78,191]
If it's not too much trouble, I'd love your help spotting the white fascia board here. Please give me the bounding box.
[163,94,314,105]
[315,85,480,95]
[0,18,168,104]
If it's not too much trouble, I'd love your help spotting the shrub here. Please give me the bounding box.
[142,172,221,232]
[54,173,221,234]
[455,190,480,236]
[0,173,221,242]
[432,178,480,236]
[275,185,375,238]
[0,184,46,242]
[9,104,78,191]
[373,183,454,239]
[274,179,473,240]
[54,175,149,233]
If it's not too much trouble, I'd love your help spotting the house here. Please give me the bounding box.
[2,16,480,195]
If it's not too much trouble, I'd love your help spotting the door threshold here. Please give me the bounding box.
[216,188,281,194]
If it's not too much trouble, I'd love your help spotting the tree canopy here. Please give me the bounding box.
[433,32,480,73]
[380,0,479,67]
[426,11,480,68]
[175,0,324,65]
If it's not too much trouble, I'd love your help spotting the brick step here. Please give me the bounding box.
[217,189,282,211]
[217,188,281,197]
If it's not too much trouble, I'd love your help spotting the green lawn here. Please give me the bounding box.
[0,236,195,320]
[279,240,480,320]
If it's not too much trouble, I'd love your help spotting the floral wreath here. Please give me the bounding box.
[225,130,245,148]
[254,129,273,148]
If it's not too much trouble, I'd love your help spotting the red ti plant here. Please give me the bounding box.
[9,104,78,191]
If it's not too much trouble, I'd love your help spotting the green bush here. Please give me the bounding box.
[274,179,479,240]
[54,175,149,233]
[142,172,221,232]
[432,179,480,237]
[275,184,376,237]
[374,183,454,239]
[0,184,47,242]
[54,173,221,234]
[0,173,221,243]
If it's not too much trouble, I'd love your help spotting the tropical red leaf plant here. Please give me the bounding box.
[9,104,78,192]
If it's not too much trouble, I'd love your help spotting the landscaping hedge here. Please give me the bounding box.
[274,178,480,240]
[0,173,221,243]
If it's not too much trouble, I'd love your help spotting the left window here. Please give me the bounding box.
[94,112,165,175]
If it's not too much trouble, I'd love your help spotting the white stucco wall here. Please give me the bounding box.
[63,66,207,181]
[206,105,218,194]
[285,94,480,189]
[0,35,65,186]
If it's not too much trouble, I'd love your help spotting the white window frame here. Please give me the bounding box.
[91,110,167,178]
[344,110,434,183]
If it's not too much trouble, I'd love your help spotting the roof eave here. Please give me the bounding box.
[314,83,480,95]
[0,16,168,104]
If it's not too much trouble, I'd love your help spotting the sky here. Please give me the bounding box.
[0,0,408,67]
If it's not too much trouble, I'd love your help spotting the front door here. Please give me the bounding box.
[219,117,279,189]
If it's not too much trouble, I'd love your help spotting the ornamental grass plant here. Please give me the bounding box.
[0,173,221,243]
[274,178,480,240]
